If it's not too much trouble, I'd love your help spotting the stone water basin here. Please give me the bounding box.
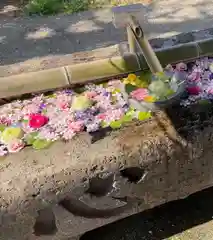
[1,57,213,240]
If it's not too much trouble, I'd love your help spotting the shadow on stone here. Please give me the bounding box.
[165,101,213,141]
[90,127,112,144]
[80,187,213,240]
[33,208,58,236]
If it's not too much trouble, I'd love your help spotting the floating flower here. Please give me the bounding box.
[7,139,25,153]
[165,64,174,72]
[85,91,98,99]
[0,116,11,126]
[143,95,157,103]
[187,72,201,83]
[59,102,70,110]
[97,113,107,120]
[29,114,49,129]
[187,86,202,95]
[62,129,76,140]
[86,120,101,132]
[22,103,40,115]
[208,88,213,94]
[71,95,92,111]
[130,88,149,101]
[68,121,84,132]
[123,74,141,86]
[107,80,122,88]
[176,62,187,71]
[1,127,24,144]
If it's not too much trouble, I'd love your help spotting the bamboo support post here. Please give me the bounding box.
[112,4,163,73]
[128,15,163,73]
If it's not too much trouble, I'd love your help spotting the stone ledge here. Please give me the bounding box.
[1,27,213,77]
[1,38,213,99]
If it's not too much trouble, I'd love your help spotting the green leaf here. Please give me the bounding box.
[110,120,122,129]
[125,84,138,94]
[126,108,135,117]
[138,111,152,121]
[45,93,56,99]
[121,114,133,123]
[25,132,38,145]
[101,121,109,128]
[74,87,86,94]
[32,139,53,150]
[0,124,6,132]
[165,89,175,97]
[138,71,152,86]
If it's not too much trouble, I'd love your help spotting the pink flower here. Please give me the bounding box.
[59,102,69,110]
[85,91,97,99]
[187,72,201,83]
[104,109,124,122]
[130,88,149,101]
[68,121,84,132]
[187,86,201,95]
[22,103,40,115]
[97,113,107,120]
[0,116,11,126]
[62,129,76,140]
[165,64,174,72]
[107,80,122,88]
[176,62,187,71]
[7,139,25,153]
[29,114,49,129]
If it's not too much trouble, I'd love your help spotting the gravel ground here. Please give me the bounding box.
[81,187,213,240]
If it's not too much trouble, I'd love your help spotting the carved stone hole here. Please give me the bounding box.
[120,167,147,183]
[85,174,114,197]
[32,169,147,237]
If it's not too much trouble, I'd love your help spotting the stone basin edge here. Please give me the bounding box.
[1,38,213,99]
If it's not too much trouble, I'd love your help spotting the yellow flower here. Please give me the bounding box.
[143,96,157,103]
[139,81,149,88]
[112,88,121,94]
[123,74,138,85]
[155,72,165,78]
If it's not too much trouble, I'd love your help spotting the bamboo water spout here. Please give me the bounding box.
[128,15,163,73]
[112,4,163,73]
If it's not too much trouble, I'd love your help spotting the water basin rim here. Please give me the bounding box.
[0,38,213,99]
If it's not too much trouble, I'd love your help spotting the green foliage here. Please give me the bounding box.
[63,0,90,13]
[32,139,53,149]
[137,111,152,121]
[25,0,64,15]
[25,0,91,15]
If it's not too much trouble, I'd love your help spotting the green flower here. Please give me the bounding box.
[71,95,92,111]
[1,127,24,144]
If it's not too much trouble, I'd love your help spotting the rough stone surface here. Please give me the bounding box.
[1,102,213,239]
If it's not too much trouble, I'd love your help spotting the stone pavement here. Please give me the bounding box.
[0,0,213,76]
